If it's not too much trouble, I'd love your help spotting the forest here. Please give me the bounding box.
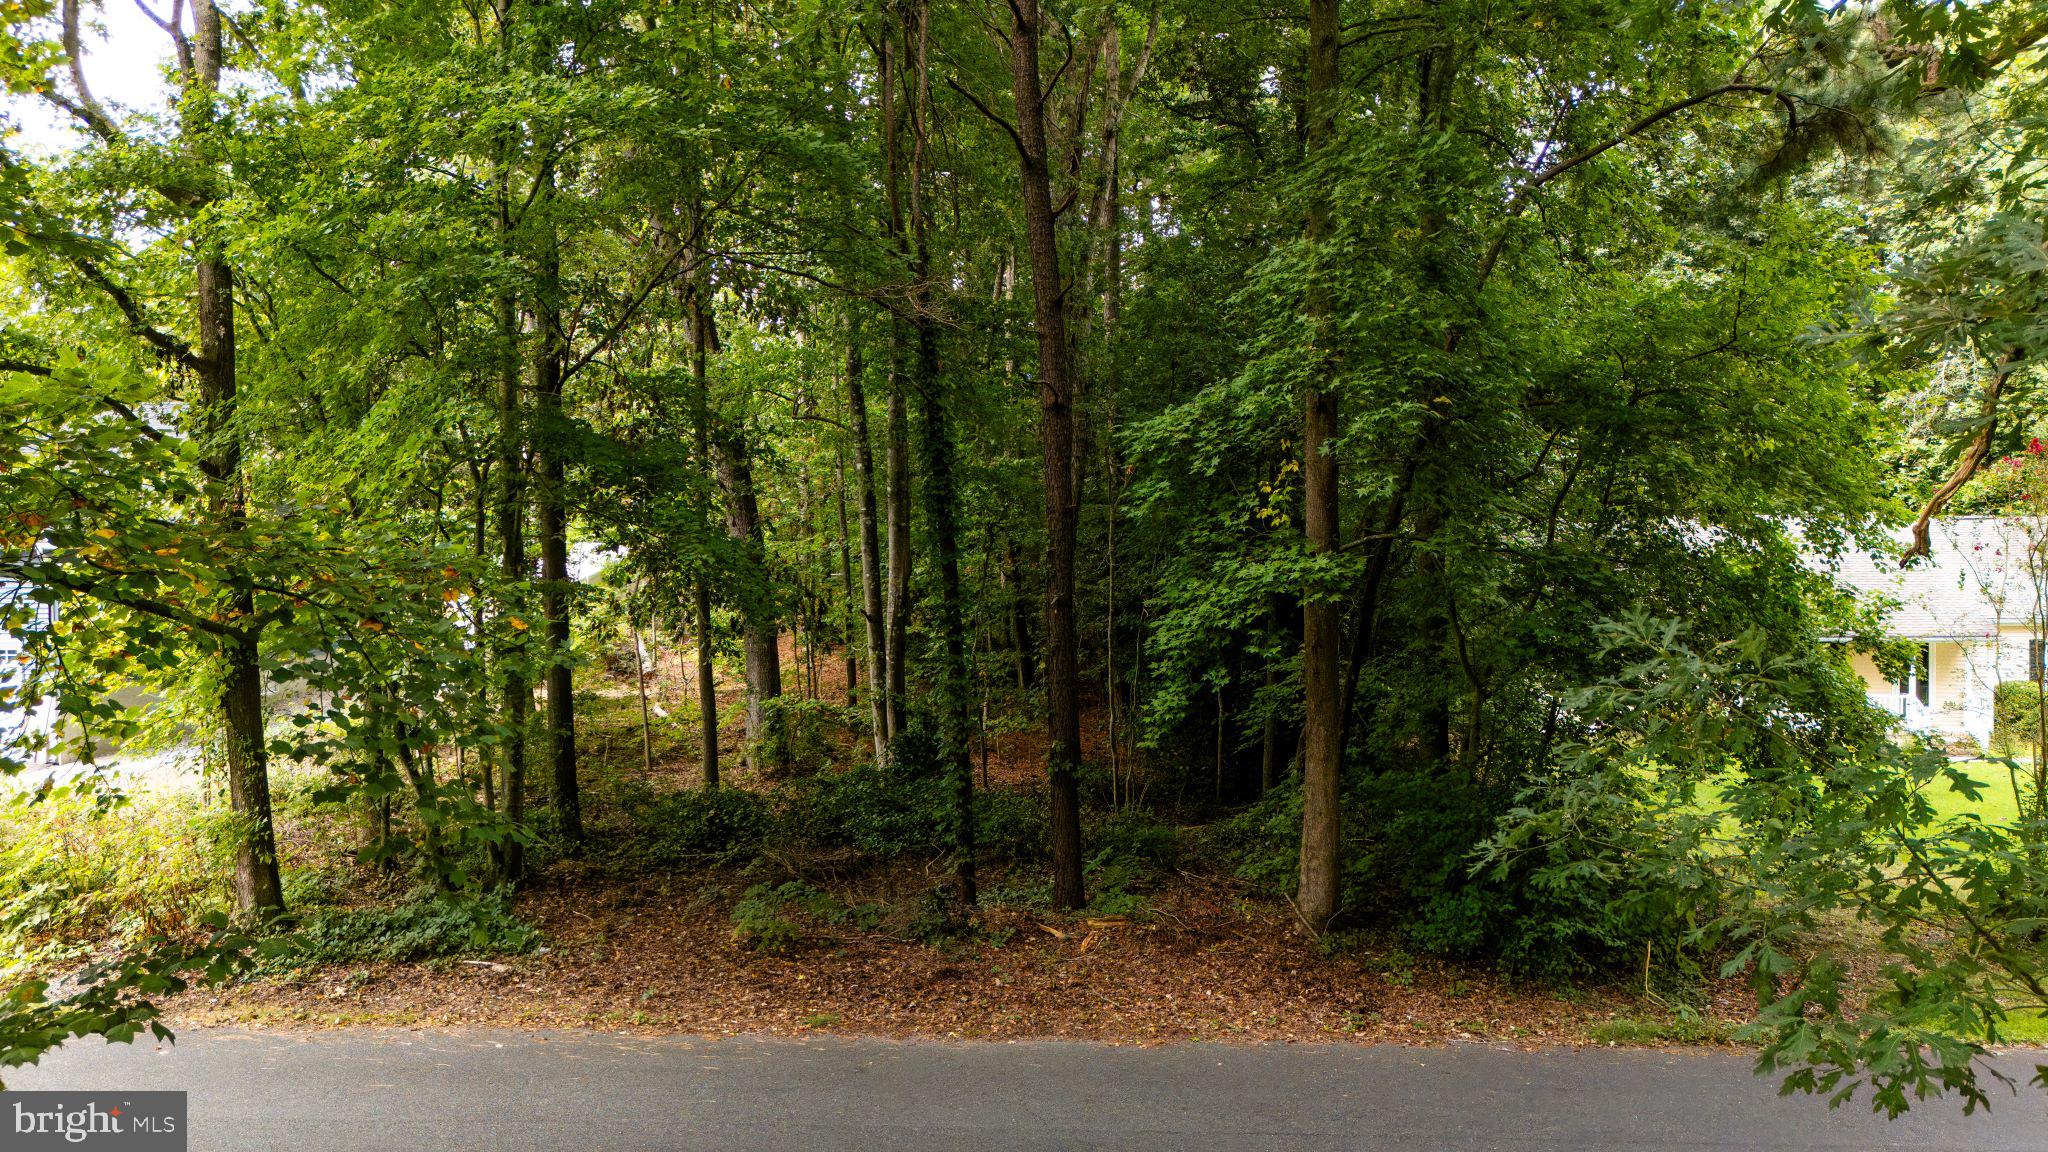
[4,0,2048,1121]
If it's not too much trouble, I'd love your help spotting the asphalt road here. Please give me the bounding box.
[7,1028,2047,1151]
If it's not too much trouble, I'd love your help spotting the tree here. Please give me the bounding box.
[990,0,1085,911]
[1294,0,1342,935]
[11,0,2048,1116]
[30,0,284,917]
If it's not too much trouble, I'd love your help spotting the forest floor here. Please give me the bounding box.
[171,873,1754,1049]
[161,639,1766,1050]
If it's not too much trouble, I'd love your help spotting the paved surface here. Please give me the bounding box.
[7,1029,2047,1150]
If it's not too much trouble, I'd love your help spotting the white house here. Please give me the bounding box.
[1827,517,2048,749]
[0,584,60,770]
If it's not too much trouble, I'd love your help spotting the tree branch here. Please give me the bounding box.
[6,558,241,639]
[1474,83,1790,290]
[67,255,203,372]
[0,357,168,441]
[560,245,697,386]
[946,75,1026,159]
[54,0,127,145]
[1903,346,2028,565]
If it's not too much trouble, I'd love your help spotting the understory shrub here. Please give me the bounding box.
[777,765,951,858]
[619,767,1048,874]
[1198,769,1685,981]
[627,786,772,866]
[283,892,540,965]
[777,698,860,775]
[1992,680,2048,757]
[1088,811,1182,869]
[1202,783,1300,894]
[975,789,1048,863]
[728,882,809,955]
[1386,766,1688,983]
[728,880,885,954]
[1068,811,1182,916]
[0,787,227,976]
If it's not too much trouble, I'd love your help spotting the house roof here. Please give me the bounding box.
[1825,518,2046,639]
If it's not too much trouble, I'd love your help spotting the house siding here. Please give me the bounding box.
[1822,519,2048,751]
[1934,641,1971,712]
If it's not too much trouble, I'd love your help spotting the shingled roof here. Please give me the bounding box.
[1826,518,2048,638]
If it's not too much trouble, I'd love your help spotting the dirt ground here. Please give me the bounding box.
[171,865,1754,1047]
[168,636,1752,1048]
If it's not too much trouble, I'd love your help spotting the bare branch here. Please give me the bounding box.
[54,0,127,144]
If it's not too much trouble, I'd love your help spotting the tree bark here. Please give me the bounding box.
[1005,0,1085,910]
[884,330,913,745]
[1295,0,1343,935]
[834,447,859,709]
[1261,594,1297,793]
[679,186,723,790]
[846,325,891,762]
[633,616,653,773]
[188,0,282,920]
[1003,538,1035,688]
[693,576,718,786]
[879,12,913,749]
[714,420,785,770]
[533,158,581,847]
[904,0,974,903]
[484,0,530,884]
[918,370,976,904]
[469,452,497,815]
[492,251,530,881]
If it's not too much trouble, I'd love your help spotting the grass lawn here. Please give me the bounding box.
[1927,760,2048,1047]
[1687,758,2048,1046]
[1934,759,2034,827]
[1688,758,2030,829]
[1997,1012,2048,1046]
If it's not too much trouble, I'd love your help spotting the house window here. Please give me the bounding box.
[1894,644,1931,705]
[2032,639,2044,683]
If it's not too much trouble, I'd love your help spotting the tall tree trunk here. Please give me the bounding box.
[492,241,529,882]
[188,0,282,920]
[1295,0,1343,935]
[1215,686,1227,802]
[846,325,891,762]
[487,0,529,884]
[1091,19,1135,811]
[683,176,721,789]
[533,159,581,847]
[917,370,977,904]
[633,616,653,773]
[879,14,913,748]
[1259,660,1284,793]
[884,328,913,744]
[995,258,1035,693]
[693,580,718,786]
[834,447,859,709]
[903,0,974,903]
[469,453,497,815]
[715,421,785,770]
[1003,538,1035,688]
[1411,47,1461,774]
[1260,594,1297,793]
[1005,0,1085,910]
